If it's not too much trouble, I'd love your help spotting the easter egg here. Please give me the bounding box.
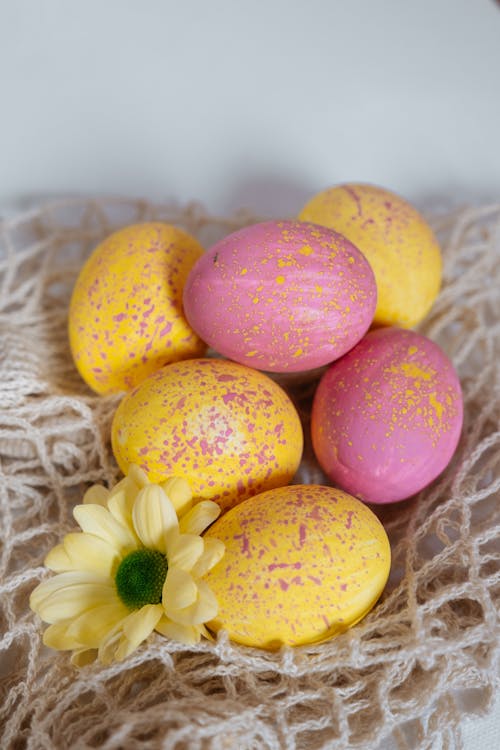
[183,220,376,372]
[203,484,391,648]
[111,358,303,511]
[69,223,206,395]
[298,183,442,328]
[311,328,463,504]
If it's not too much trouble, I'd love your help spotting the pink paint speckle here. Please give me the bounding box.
[268,562,302,572]
[299,524,307,547]
[160,322,173,336]
[234,532,250,556]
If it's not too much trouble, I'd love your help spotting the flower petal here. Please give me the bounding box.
[44,544,72,572]
[162,567,198,611]
[197,623,214,641]
[83,484,110,506]
[43,621,85,650]
[97,626,123,665]
[190,538,225,578]
[107,477,141,541]
[71,648,97,667]
[128,464,149,488]
[97,602,164,665]
[132,485,179,554]
[66,601,130,648]
[155,616,201,645]
[160,477,193,517]
[30,571,115,624]
[167,534,203,572]
[167,580,218,626]
[73,504,136,556]
[60,533,121,577]
[178,501,220,536]
[121,603,163,646]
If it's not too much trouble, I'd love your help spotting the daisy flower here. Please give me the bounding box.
[30,465,224,666]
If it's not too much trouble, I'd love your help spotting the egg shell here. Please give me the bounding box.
[311,328,463,504]
[183,220,376,372]
[203,484,391,648]
[298,183,442,328]
[111,358,303,511]
[69,223,206,395]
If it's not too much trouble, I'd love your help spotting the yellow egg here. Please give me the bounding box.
[69,223,206,395]
[203,484,391,648]
[111,358,303,511]
[298,183,442,328]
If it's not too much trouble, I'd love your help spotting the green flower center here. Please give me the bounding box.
[115,549,168,609]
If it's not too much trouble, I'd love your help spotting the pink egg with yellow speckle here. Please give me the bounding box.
[203,484,391,649]
[183,220,377,372]
[311,328,463,504]
[111,358,303,512]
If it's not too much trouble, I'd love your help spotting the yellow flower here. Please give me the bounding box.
[30,465,224,666]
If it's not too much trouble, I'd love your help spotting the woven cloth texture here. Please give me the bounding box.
[0,198,499,750]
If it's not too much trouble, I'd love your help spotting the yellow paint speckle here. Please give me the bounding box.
[240,268,248,275]
[429,393,444,420]
[299,245,314,256]
[292,348,304,357]
[252,297,259,304]
[276,275,285,284]
[391,362,433,381]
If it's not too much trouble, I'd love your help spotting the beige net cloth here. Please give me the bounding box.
[0,198,499,750]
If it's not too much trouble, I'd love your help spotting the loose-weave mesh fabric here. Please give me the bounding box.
[0,198,499,750]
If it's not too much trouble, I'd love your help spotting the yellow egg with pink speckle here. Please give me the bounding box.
[298,183,442,328]
[69,223,206,395]
[202,484,391,649]
[111,358,303,512]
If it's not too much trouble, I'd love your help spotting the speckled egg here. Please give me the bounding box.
[298,184,442,328]
[311,328,463,504]
[203,484,391,648]
[111,358,303,511]
[183,220,376,372]
[69,223,206,395]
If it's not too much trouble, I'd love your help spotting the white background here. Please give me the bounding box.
[1,0,500,217]
[0,0,499,746]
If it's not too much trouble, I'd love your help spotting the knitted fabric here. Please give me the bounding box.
[0,198,499,750]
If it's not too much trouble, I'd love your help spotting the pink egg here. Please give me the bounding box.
[183,220,376,372]
[311,328,463,504]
